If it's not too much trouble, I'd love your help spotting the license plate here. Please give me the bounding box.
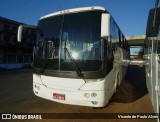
[53,93,65,100]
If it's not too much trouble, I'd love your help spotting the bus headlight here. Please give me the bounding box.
[91,93,97,98]
[84,93,90,98]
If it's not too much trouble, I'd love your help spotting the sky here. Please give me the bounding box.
[0,0,154,36]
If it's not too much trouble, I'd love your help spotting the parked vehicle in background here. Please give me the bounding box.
[144,0,160,121]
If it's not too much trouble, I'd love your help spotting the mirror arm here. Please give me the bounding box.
[22,25,37,29]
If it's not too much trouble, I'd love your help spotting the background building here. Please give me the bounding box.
[0,17,36,70]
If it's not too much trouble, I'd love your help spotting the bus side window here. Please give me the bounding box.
[118,31,121,47]
[106,40,113,72]
[110,17,119,52]
[153,40,158,53]
[122,35,125,48]
[125,41,130,53]
[157,41,160,53]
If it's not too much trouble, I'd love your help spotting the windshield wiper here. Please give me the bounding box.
[39,38,51,74]
[60,14,83,78]
[39,59,50,74]
[64,47,83,78]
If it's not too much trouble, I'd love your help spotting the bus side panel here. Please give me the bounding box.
[121,48,130,81]
[151,54,159,113]
[158,55,160,112]
[104,68,117,104]
[145,53,153,102]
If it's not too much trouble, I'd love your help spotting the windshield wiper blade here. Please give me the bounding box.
[64,47,83,78]
[39,59,50,74]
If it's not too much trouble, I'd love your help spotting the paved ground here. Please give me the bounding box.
[0,66,157,122]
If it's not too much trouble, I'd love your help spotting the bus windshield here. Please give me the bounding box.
[35,11,102,72]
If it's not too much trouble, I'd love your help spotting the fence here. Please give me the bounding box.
[0,55,33,70]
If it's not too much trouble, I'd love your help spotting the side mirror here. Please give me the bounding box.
[17,24,37,42]
[101,13,110,38]
[17,25,23,42]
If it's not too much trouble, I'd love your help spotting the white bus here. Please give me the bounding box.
[144,1,160,118]
[18,6,130,107]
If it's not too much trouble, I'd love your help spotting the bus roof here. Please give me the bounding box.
[40,6,106,20]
